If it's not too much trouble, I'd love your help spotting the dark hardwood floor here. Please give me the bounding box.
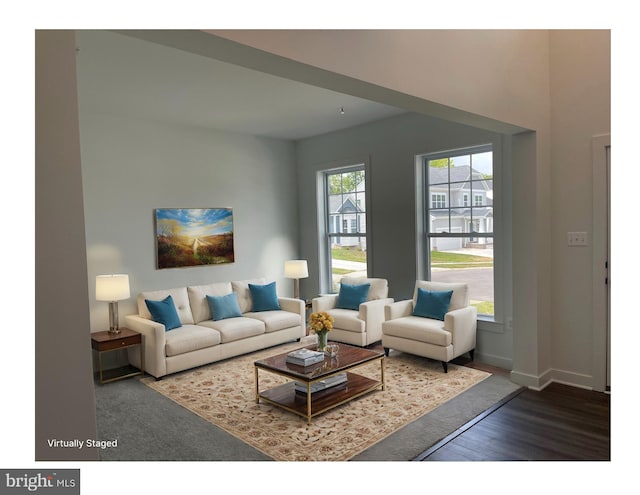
[415,380,610,461]
[366,344,610,461]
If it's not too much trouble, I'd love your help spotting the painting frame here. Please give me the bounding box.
[154,208,235,269]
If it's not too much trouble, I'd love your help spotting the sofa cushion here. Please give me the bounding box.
[341,277,388,300]
[336,283,370,310]
[327,308,365,333]
[413,288,453,321]
[206,293,243,321]
[138,287,194,325]
[244,310,301,333]
[145,295,182,331]
[188,282,233,323]
[164,324,221,357]
[413,281,469,311]
[249,282,281,312]
[382,316,452,347]
[231,278,266,313]
[199,317,265,343]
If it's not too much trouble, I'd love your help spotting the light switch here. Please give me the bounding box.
[568,232,589,246]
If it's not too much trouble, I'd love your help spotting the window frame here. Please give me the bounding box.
[318,162,370,294]
[417,143,503,325]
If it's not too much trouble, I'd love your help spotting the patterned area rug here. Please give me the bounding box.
[144,342,490,461]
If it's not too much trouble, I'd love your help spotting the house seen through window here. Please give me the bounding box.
[424,145,495,317]
[323,166,367,292]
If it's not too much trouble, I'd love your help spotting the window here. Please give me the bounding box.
[431,193,446,209]
[422,145,495,317]
[322,166,368,292]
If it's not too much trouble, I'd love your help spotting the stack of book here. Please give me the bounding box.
[286,348,325,367]
[295,373,348,394]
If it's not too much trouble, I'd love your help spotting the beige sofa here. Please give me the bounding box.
[125,278,305,378]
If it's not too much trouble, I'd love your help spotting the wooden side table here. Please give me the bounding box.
[91,327,144,384]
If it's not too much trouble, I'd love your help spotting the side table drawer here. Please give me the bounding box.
[94,334,141,352]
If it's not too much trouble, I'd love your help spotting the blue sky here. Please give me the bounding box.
[156,208,233,238]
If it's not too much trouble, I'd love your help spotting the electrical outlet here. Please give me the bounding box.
[568,232,589,246]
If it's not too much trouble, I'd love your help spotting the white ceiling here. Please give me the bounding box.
[75,30,408,141]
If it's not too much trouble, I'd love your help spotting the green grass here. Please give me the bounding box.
[431,250,493,269]
[331,247,366,263]
[332,268,352,275]
[472,301,494,315]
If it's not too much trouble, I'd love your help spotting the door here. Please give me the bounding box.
[605,144,611,390]
[592,135,610,392]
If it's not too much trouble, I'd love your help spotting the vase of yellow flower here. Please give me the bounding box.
[308,311,334,352]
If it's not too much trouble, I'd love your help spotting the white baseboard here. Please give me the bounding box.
[475,351,512,371]
[511,367,595,391]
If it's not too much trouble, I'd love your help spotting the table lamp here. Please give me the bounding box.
[284,260,308,299]
[96,274,130,334]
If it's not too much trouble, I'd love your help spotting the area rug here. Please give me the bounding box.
[143,342,490,461]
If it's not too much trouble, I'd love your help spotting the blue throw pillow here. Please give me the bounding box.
[206,293,243,321]
[413,288,453,321]
[145,295,182,331]
[336,283,371,310]
[249,282,281,312]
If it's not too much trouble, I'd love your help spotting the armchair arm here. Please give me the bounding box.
[312,294,338,312]
[124,314,167,378]
[278,297,305,318]
[384,299,414,320]
[444,306,478,354]
[278,297,306,337]
[359,298,394,342]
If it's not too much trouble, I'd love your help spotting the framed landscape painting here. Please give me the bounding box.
[155,208,235,269]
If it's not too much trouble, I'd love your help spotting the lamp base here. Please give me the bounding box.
[107,301,121,334]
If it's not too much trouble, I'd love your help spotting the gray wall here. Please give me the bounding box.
[295,112,513,367]
[35,30,99,461]
[549,30,611,387]
[78,112,300,334]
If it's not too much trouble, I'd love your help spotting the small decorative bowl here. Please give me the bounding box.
[324,343,339,357]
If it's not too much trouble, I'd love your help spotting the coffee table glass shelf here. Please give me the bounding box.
[254,343,385,424]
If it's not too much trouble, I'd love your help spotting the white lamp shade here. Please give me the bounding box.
[96,274,130,301]
[284,260,309,279]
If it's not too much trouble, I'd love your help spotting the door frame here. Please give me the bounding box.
[592,134,610,392]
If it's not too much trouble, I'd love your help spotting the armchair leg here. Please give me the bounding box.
[383,347,390,357]
[469,349,475,361]
[441,361,448,373]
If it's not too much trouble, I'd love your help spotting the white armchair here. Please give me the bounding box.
[311,277,393,347]
[381,281,477,372]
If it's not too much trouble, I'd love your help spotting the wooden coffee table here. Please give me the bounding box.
[254,343,384,424]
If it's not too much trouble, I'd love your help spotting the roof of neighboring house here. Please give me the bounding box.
[429,166,492,190]
[328,193,365,215]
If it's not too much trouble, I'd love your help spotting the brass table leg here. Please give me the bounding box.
[307,382,312,425]
[255,367,260,403]
[140,343,145,378]
[98,351,104,384]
